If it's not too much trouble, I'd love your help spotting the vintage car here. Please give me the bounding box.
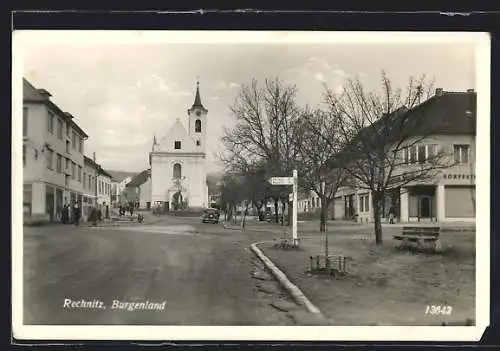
[202,208,220,224]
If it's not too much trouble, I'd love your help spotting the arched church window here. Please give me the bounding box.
[195,119,202,133]
[173,163,182,179]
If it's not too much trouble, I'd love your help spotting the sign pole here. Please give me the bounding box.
[292,169,298,241]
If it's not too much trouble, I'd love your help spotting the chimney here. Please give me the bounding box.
[467,88,475,93]
[435,88,443,96]
[37,88,52,99]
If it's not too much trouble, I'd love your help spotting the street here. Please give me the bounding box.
[23,216,296,325]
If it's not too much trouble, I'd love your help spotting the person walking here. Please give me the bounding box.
[130,205,134,216]
[61,204,68,224]
[73,202,81,226]
[388,205,395,224]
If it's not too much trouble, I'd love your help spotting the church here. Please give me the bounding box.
[149,80,209,211]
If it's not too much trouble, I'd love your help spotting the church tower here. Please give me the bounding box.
[187,79,208,154]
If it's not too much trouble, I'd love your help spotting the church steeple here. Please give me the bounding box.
[191,78,205,110]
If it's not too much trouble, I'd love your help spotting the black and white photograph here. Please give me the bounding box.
[12,31,490,341]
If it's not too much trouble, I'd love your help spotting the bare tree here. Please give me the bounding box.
[219,78,305,223]
[321,71,455,245]
[297,108,348,232]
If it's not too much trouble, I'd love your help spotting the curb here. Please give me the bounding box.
[250,241,325,319]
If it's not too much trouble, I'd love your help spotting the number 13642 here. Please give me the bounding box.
[425,305,453,315]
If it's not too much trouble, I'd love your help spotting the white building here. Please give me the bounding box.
[82,155,99,220]
[333,89,476,224]
[23,78,88,223]
[97,168,112,207]
[150,81,209,211]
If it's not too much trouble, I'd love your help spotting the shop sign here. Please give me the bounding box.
[442,173,475,180]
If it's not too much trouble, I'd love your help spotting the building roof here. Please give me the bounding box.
[107,170,138,182]
[83,155,112,178]
[126,169,150,187]
[189,79,207,112]
[23,78,89,138]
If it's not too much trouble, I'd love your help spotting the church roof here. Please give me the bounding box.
[190,79,206,111]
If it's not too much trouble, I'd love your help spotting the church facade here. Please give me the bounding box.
[149,81,209,211]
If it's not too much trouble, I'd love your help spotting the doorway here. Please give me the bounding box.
[419,196,432,219]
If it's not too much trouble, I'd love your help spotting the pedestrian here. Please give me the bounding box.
[61,204,68,224]
[388,205,395,224]
[130,205,134,216]
[73,202,81,226]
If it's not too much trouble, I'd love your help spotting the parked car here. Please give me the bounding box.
[202,208,220,224]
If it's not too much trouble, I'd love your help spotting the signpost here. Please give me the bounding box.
[268,169,298,243]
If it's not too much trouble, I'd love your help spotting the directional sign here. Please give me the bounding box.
[268,177,293,186]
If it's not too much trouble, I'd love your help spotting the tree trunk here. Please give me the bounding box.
[274,199,279,223]
[288,200,292,226]
[280,200,286,226]
[320,201,327,232]
[372,193,383,245]
[241,205,248,231]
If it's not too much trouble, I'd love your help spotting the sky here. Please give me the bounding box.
[19,32,479,173]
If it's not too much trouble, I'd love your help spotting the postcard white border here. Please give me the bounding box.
[12,30,490,342]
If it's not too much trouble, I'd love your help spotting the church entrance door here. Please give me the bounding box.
[172,192,183,211]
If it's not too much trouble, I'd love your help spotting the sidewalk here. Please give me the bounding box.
[24,211,163,228]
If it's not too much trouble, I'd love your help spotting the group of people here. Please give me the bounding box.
[118,203,135,217]
[60,201,82,226]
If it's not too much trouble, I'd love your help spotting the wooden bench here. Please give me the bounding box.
[393,226,441,251]
[273,236,301,249]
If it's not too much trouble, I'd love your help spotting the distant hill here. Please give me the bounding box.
[106,170,139,182]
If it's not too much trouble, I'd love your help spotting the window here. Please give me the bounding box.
[72,132,76,149]
[23,145,26,167]
[71,162,76,179]
[46,148,53,169]
[56,154,62,173]
[454,145,470,164]
[65,158,70,170]
[88,175,92,189]
[359,194,370,212]
[195,119,202,132]
[174,141,181,150]
[427,144,438,159]
[403,147,409,164]
[196,140,200,146]
[364,195,370,212]
[83,172,87,188]
[78,166,82,182]
[173,163,182,179]
[23,107,28,137]
[409,145,417,163]
[78,137,83,153]
[47,111,54,133]
[66,140,70,153]
[66,123,71,137]
[57,119,63,139]
[359,196,364,212]
[418,145,426,163]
